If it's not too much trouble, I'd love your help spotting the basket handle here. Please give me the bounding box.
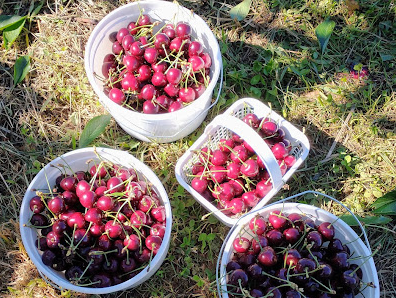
[205,114,283,190]
[216,190,372,297]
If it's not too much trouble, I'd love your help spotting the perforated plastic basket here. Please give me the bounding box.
[217,191,380,298]
[20,147,172,294]
[175,98,310,226]
[85,1,223,143]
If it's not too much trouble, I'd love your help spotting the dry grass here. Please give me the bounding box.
[0,0,395,297]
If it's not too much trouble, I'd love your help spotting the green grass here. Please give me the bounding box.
[0,0,395,297]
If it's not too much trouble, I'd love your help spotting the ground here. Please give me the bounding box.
[0,0,395,297]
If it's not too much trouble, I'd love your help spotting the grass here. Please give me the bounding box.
[0,0,395,297]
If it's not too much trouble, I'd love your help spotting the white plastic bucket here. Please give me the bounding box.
[84,1,223,143]
[19,147,172,294]
[217,191,380,298]
[175,98,310,226]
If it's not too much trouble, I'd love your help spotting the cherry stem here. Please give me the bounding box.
[201,206,233,220]
[75,259,94,284]
[349,244,381,276]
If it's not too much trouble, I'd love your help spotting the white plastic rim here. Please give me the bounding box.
[19,147,172,294]
[218,202,380,298]
[175,98,310,226]
[84,0,223,143]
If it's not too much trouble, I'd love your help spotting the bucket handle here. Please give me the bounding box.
[38,270,63,291]
[216,190,372,297]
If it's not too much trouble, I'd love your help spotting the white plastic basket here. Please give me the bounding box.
[19,147,172,294]
[217,191,380,298]
[84,0,223,143]
[175,98,310,226]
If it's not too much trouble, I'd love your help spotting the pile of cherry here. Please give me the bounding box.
[101,14,212,113]
[225,210,365,298]
[190,112,297,217]
[28,161,166,288]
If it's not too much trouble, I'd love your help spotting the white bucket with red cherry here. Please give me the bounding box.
[84,1,223,143]
[217,191,380,298]
[20,147,172,294]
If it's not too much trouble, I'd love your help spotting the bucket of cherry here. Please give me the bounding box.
[216,191,380,298]
[175,97,310,226]
[84,0,223,143]
[20,148,172,294]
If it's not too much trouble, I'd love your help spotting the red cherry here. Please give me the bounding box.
[116,28,129,43]
[178,87,196,103]
[108,88,125,105]
[79,190,96,209]
[188,41,203,56]
[121,73,140,91]
[164,83,179,97]
[255,179,272,198]
[175,21,191,38]
[154,33,170,49]
[240,159,259,178]
[166,68,182,85]
[67,212,85,229]
[272,142,288,159]
[241,191,259,208]
[124,234,140,251]
[145,235,162,254]
[105,220,123,239]
[258,246,278,266]
[130,41,144,56]
[233,237,250,253]
[151,72,167,87]
[249,216,267,235]
[151,206,166,222]
[137,65,152,81]
[121,35,134,51]
[268,210,288,230]
[200,52,212,68]
[140,84,156,101]
[144,48,158,64]
[84,208,103,225]
[188,56,205,72]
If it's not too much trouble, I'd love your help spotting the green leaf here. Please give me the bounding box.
[373,201,396,215]
[79,114,111,148]
[340,214,392,226]
[372,189,396,209]
[13,55,31,85]
[380,53,394,62]
[3,18,26,49]
[229,0,252,21]
[198,233,207,241]
[250,74,261,85]
[0,15,25,30]
[315,19,335,54]
[207,233,216,241]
